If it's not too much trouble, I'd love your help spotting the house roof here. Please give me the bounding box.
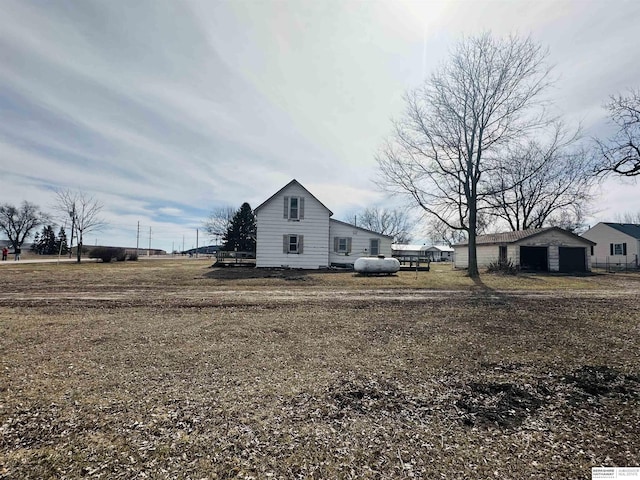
[254,179,334,216]
[603,223,640,239]
[454,226,595,247]
[331,219,394,239]
[425,245,454,252]
[391,244,428,252]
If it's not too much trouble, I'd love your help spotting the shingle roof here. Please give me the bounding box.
[454,226,595,246]
[603,223,640,239]
[331,219,394,239]
[391,244,428,251]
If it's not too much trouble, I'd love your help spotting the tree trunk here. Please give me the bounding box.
[467,198,479,278]
[76,232,82,263]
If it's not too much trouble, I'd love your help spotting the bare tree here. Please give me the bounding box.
[425,217,467,246]
[55,190,105,263]
[377,33,552,276]
[485,124,597,231]
[0,201,50,250]
[424,211,491,246]
[203,206,235,244]
[351,207,414,243]
[614,211,640,224]
[596,89,640,177]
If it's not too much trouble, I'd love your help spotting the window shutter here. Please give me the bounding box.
[283,235,288,253]
[623,243,627,255]
[610,243,614,255]
[334,237,338,252]
[300,198,305,219]
[283,197,289,219]
[347,237,352,253]
[298,235,304,254]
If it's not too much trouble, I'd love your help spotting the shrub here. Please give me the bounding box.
[89,247,125,263]
[486,258,518,275]
[128,252,138,261]
[116,251,127,262]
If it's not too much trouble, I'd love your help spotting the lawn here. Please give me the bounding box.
[0,259,639,479]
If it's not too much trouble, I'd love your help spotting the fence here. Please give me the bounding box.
[592,256,639,272]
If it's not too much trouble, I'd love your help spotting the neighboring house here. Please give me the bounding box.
[425,245,454,261]
[582,222,640,268]
[254,180,393,269]
[391,244,428,257]
[453,227,596,272]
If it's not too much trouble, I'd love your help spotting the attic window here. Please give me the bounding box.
[284,196,305,220]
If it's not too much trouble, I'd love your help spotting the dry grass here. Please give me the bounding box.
[0,259,639,479]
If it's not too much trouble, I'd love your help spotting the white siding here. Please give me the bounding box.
[582,223,639,267]
[256,183,330,269]
[454,245,508,269]
[329,220,392,266]
[425,246,453,260]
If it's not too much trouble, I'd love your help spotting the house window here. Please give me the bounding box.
[334,237,352,254]
[610,243,627,256]
[290,197,299,220]
[590,246,594,256]
[370,238,380,256]
[284,196,305,220]
[283,234,304,254]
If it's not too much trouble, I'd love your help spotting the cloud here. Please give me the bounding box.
[0,0,639,252]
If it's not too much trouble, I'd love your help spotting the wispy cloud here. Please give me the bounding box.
[1,0,639,251]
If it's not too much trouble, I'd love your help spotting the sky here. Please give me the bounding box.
[1,0,639,252]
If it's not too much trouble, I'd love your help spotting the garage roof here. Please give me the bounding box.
[454,226,596,246]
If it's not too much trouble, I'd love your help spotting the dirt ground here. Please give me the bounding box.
[0,260,638,479]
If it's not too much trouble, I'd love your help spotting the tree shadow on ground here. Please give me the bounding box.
[470,275,512,306]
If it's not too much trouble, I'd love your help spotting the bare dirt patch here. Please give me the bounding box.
[0,260,639,478]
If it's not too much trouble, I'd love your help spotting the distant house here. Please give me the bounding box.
[254,180,393,269]
[424,245,454,261]
[453,227,595,272]
[582,223,640,268]
[391,244,428,257]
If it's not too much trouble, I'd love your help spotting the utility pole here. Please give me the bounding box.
[136,221,140,258]
[196,229,199,258]
[57,221,66,265]
[148,227,152,256]
[182,235,185,254]
[171,241,174,256]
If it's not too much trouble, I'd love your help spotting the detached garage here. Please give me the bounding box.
[453,227,596,273]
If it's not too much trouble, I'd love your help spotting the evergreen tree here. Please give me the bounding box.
[36,225,57,255]
[223,203,256,252]
[56,227,69,255]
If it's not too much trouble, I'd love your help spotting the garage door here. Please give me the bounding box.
[559,247,586,273]
[520,246,548,271]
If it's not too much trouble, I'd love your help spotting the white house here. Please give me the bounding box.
[254,180,393,269]
[424,245,454,261]
[581,222,640,268]
[453,227,595,272]
[391,244,428,257]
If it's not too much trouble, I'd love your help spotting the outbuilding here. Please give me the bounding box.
[453,227,596,273]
